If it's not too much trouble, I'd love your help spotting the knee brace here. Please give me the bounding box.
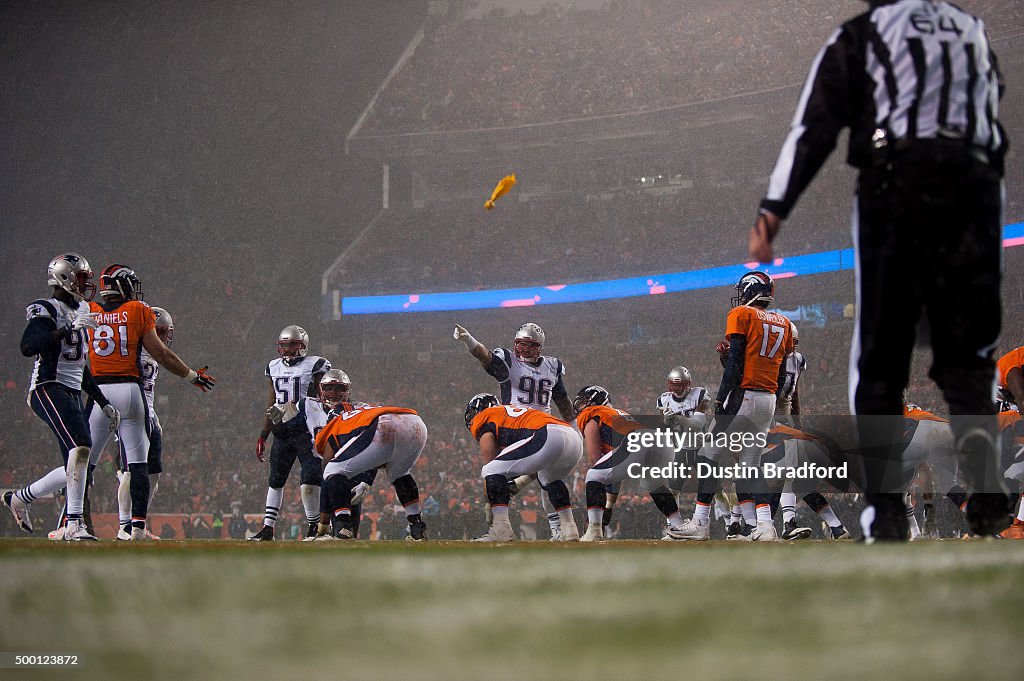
[485,475,511,506]
[585,481,606,509]
[544,480,571,511]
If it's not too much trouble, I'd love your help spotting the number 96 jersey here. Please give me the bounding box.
[485,347,567,414]
[265,356,331,406]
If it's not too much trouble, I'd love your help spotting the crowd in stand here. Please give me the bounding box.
[362,0,1019,135]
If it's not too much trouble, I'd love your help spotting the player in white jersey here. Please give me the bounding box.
[453,322,574,420]
[651,366,718,534]
[250,325,331,541]
[454,321,574,538]
[4,254,119,541]
[776,323,806,425]
[113,307,173,540]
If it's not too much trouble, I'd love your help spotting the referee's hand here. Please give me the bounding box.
[749,211,780,263]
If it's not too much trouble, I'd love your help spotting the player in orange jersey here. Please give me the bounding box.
[673,271,793,542]
[465,394,583,542]
[314,393,427,541]
[84,264,214,540]
[998,402,1024,539]
[571,386,687,542]
[996,346,1024,411]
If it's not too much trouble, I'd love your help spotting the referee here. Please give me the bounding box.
[749,0,1010,540]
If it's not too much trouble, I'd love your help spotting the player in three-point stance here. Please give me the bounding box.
[291,369,374,540]
[573,386,689,542]
[86,264,214,540]
[465,394,583,542]
[314,381,428,541]
[250,326,330,541]
[4,254,119,540]
[454,322,575,538]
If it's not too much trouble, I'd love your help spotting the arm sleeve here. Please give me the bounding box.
[760,27,854,219]
[20,317,61,357]
[484,349,511,382]
[716,335,747,405]
[81,367,110,408]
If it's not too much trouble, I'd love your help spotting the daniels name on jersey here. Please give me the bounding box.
[485,347,567,413]
[657,387,708,417]
[26,298,90,392]
[265,356,331,407]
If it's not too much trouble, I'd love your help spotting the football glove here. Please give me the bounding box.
[267,401,299,425]
[256,436,267,463]
[102,404,121,432]
[351,481,371,506]
[189,366,216,392]
[71,310,100,332]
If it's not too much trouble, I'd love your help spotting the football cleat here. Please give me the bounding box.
[965,493,1012,537]
[48,526,67,541]
[130,526,153,541]
[664,519,709,541]
[781,518,812,541]
[548,525,562,542]
[558,518,580,542]
[726,521,751,541]
[3,491,32,534]
[63,519,97,541]
[580,524,604,542]
[998,519,1024,540]
[314,534,341,542]
[473,520,515,543]
[116,526,132,541]
[144,529,161,541]
[750,520,779,542]
[248,525,275,541]
[829,524,852,540]
[333,527,355,540]
[406,519,427,542]
[304,521,319,541]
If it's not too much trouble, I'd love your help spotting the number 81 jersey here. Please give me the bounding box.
[265,356,331,406]
[88,299,156,379]
[485,347,567,414]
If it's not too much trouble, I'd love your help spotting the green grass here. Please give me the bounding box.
[1,539,1022,681]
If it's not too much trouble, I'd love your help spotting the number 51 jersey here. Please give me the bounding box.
[265,356,331,407]
[485,347,567,414]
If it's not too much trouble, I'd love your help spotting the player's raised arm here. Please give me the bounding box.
[453,324,491,364]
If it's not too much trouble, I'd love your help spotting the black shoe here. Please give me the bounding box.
[726,521,744,539]
[304,521,318,540]
[829,524,851,540]
[781,518,812,541]
[966,493,1013,536]
[864,494,909,542]
[248,525,275,541]
[407,518,427,542]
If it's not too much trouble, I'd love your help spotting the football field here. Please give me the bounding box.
[1,539,1022,681]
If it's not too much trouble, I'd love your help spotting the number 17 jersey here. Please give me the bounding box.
[725,306,794,393]
[485,347,567,414]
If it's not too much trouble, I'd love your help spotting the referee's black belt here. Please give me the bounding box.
[872,137,993,168]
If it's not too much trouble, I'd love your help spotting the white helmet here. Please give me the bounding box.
[277,325,309,365]
[152,306,174,346]
[319,368,351,408]
[47,253,96,302]
[513,322,545,363]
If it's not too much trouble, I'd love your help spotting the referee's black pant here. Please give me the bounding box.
[852,149,1004,524]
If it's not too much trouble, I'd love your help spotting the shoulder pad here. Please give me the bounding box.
[26,299,57,320]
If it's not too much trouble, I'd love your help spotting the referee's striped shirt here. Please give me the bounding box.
[761,0,1006,219]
